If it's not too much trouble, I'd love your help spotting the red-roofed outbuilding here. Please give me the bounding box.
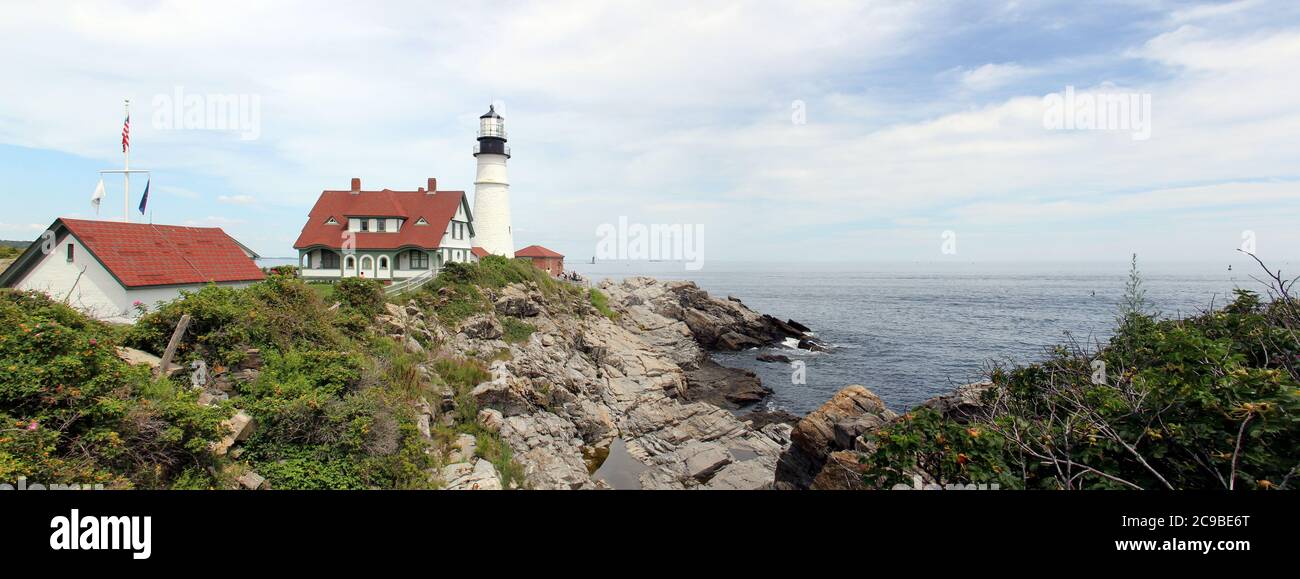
[515,245,565,276]
[0,218,264,322]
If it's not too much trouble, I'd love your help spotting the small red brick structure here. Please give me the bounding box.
[515,245,564,276]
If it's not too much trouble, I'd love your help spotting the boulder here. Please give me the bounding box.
[448,433,478,464]
[760,422,794,447]
[196,390,228,407]
[460,315,503,340]
[809,450,870,490]
[237,348,263,371]
[416,414,431,440]
[442,459,502,490]
[739,409,801,430]
[494,285,542,317]
[405,336,425,355]
[115,346,160,368]
[682,359,771,409]
[717,331,763,351]
[774,385,894,490]
[756,353,792,363]
[679,441,732,482]
[797,337,830,352]
[471,376,533,417]
[212,411,255,456]
[477,408,504,432]
[919,380,994,423]
[703,459,777,490]
[237,471,268,490]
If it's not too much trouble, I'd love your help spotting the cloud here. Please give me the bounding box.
[217,194,257,205]
[0,222,46,239]
[0,1,1297,261]
[956,63,1037,91]
[183,215,247,227]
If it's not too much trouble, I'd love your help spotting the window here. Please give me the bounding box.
[325,217,338,225]
[321,251,340,269]
[345,256,355,269]
[377,219,386,232]
[409,250,428,269]
[360,220,369,232]
[415,217,428,225]
[66,243,74,262]
[379,256,388,270]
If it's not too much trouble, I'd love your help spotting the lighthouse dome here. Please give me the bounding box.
[475,104,509,157]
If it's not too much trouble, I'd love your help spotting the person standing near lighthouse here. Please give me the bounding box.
[471,105,515,257]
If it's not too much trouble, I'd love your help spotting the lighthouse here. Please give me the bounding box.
[471,104,515,257]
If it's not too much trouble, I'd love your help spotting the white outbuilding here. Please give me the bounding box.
[0,217,265,322]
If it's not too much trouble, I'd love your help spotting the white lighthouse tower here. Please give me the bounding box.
[471,105,515,257]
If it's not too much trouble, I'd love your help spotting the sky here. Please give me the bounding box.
[1,0,1298,266]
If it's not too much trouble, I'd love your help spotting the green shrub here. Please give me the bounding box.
[440,256,555,291]
[0,290,228,488]
[125,276,343,365]
[126,284,253,364]
[335,277,385,318]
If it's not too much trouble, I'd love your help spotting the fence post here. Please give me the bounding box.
[157,313,192,377]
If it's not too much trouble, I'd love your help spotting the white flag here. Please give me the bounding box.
[91,178,105,214]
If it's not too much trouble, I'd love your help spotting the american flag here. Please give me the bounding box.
[122,113,130,152]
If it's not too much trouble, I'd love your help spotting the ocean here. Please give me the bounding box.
[568,260,1274,415]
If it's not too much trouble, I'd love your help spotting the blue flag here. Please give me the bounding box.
[138,178,150,214]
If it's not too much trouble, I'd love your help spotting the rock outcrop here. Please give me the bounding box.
[403,276,819,490]
[774,381,997,490]
[919,380,994,423]
[774,385,895,490]
[599,277,816,355]
[682,359,770,409]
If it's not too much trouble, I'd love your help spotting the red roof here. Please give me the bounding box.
[293,180,467,251]
[60,218,265,288]
[515,245,563,258]
[470,246,490,258]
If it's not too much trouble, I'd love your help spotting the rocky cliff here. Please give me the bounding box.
[388,276,817,489]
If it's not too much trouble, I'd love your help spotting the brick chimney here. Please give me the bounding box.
[427,178,437,193]
[350,177,361,194]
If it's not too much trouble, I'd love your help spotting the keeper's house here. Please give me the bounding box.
[293,178,474,281]
[0,218,265,322]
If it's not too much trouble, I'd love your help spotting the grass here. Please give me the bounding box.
[428,355,528,488]
[500,317,536,344]
[588,288,619,321]
[306,281,337,303]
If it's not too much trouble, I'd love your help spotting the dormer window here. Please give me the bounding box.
[377,219,386,232]
[360,220,369,232]
[325,217,338,225]
[415,217,428,226]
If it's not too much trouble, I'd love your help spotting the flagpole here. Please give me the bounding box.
[124,99,130,223]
